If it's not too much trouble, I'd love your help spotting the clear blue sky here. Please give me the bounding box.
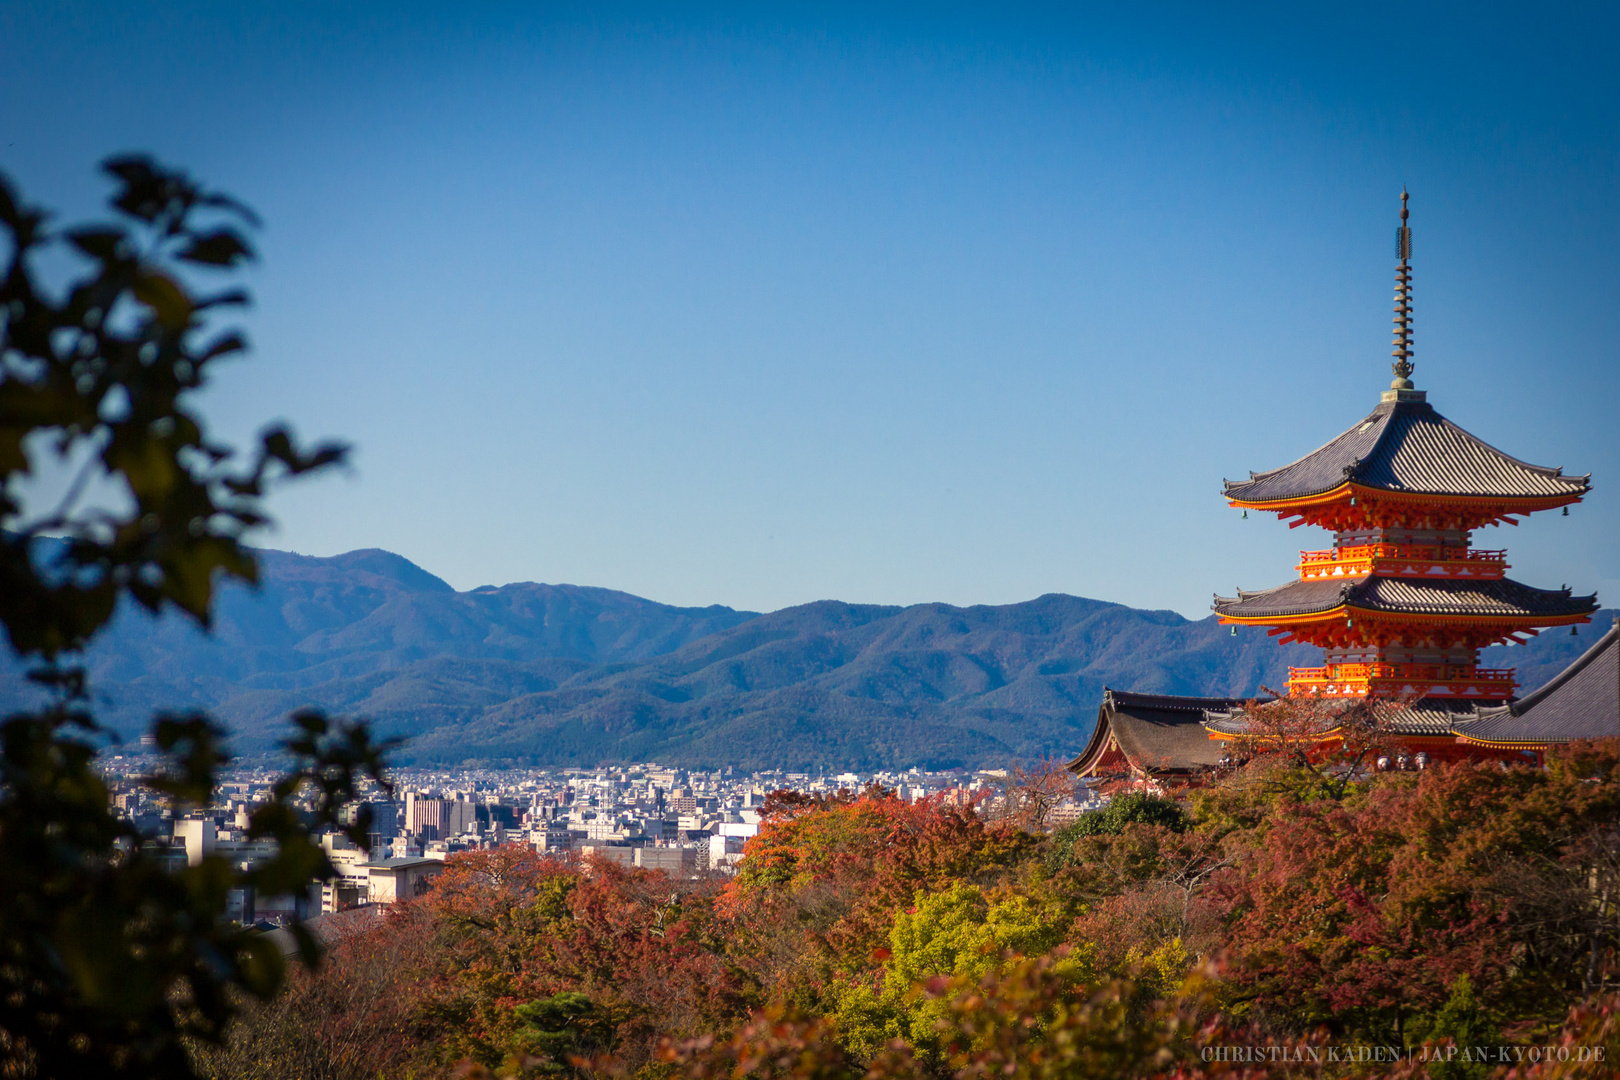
[3,2,1615,618]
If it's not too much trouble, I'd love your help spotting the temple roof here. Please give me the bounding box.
[1214,575,1598,621]
[1455,622,1619,745]
[1066,629,1615,761]
[1066,689,1251,776]
[1205,699,1476,737]
[1223,398,1589,505]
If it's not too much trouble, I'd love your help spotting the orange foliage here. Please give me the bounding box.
[1207,745,1620,1037]
[720,792,1033,1004]
[412,848,748,1072]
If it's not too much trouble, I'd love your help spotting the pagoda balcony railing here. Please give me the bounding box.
[1297,544,1508,581]
[1288,664,1516,699]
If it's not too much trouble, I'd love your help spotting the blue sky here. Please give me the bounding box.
[3,2,1616,618]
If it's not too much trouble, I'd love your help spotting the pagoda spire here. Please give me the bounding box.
[1391,190,1414,389]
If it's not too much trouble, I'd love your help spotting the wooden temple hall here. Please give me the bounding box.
[1070,193,1616,788]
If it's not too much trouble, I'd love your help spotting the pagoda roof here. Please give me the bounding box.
[1454,622,1618,746]
[1224,398,1589,505]
[1214,575,1598,621]
[1204,699,1476,738]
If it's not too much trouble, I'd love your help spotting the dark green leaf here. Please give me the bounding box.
[66,226,127,261]
[177,228,254,267]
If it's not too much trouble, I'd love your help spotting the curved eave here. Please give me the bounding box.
[1208,727,1464,745]
[1216,605,1348,626]
[1216,605,1595,629]
[1452,734,1558,750]
[1201,725,1344,743]
[1226,481,1586,517]
[1065,702,1116,775]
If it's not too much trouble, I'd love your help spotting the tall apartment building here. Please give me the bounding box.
[403,791,475,840]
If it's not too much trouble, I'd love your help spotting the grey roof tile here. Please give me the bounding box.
[1224,399,1589,504]
[1213,578,1353,618]
[1214,576,1598,621]
[1067,689,1255,775]
[1455,623,1619,744]
[1204,700,1474,737]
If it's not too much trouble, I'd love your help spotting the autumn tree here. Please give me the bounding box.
[725,792,1033,1009]
[413,849,747,1074]
[1227,691,1411,801]
[1206,746,1620,1042]
[827,881,1080,1061]
[189,906,435,1080]
[989,756,1077,833]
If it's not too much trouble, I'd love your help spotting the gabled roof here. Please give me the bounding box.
[1224,398,1589,504]
[1455,622,1619,745]
[1067,688,1254,776]
[1214,576,1597,621]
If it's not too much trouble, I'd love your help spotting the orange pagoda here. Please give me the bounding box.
[1069,194,1602,787]
[1212,193,1595,739]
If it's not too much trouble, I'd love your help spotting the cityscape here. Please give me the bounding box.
[103,757,1104,925]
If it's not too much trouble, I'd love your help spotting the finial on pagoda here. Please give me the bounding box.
[1390,189,1415,390]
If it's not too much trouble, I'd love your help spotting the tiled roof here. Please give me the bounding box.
[1214,576,1598,621]
[257,906,387,959]
[1204,700,1474,737]
[1201,706,1303,737]
[1224,399,1589,504]
[1387,702,1481,735]
[1455,623,1619,744]
[1213,579,1353,619]
[1067,689,1256,775]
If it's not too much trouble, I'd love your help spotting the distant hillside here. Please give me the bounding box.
[390,593,1322,770]
[1,547,1605,770]
[0,547,757,738]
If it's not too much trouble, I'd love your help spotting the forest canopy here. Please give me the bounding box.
[200,749,1620,1080]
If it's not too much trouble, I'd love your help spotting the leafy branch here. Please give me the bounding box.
[0,156,388,1079]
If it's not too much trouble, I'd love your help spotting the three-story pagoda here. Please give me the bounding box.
[1213,193,1597,704]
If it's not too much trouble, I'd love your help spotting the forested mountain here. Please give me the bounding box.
[1,547,1603,770]
[390,593,1318,769]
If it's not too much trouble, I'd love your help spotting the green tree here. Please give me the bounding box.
[830,883,1081,1060]
[1046,792,1187,871]
[1406,976,1499,1080]
[508,991,617,1075]
[0,158,390,1078]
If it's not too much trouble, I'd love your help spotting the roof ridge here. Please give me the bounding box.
[1343,399,1418,482]
[1508,620,1619,717]
[1224,404,1393,493]
[1104,687,1255,710]
[1427,407,1589,485]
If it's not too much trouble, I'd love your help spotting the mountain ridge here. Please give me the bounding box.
[1,546,1603,770]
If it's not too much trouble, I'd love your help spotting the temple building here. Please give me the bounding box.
[1070,194,1610,787]
[1454,623,1618,753]
[1068,691,1244,784]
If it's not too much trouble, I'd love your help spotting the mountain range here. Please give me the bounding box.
[1,547,1605,770]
